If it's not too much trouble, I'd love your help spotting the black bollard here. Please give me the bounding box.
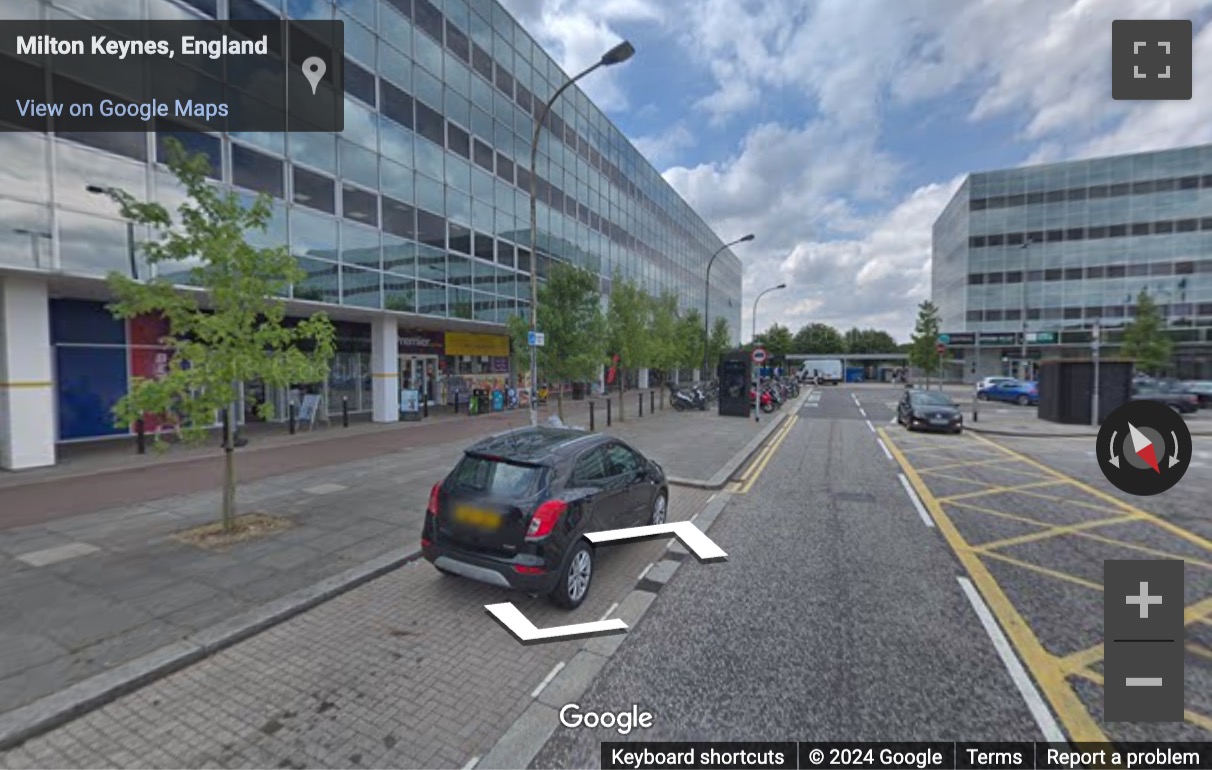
[606,398,612,427]
[973,405,979,423]
[590,401,595,431]
[135,418,146,454]
[289,402,297,434]
[423,390,429,418]
[454,392,460,414]
[342,396,349,428]
[651,390,655,413]
[639,392,643,417]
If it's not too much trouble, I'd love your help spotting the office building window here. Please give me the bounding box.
[345,58,377,107]
[383,196,416,240]
[1155,221,1174,234]
[474,231,494,261]
[381,81,414,129]
[232,144,284,198]
[449,222,472,254]
[343,185,379,226]
[294,166,336,213]
[473,138,494,172]
[445,20,470,61]
[413,0,444,41]
[472,44,493,81]
[415,100,445,146]
[155,121,220,178]
[447,123,470,158]
[496,152,514,184]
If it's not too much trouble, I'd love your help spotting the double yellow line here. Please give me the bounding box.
[729,414,798,494]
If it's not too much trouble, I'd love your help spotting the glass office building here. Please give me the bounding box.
[932,144,1212,381]
[0,0,743,469]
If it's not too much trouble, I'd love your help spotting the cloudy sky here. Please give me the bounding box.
[499,0,1212,342]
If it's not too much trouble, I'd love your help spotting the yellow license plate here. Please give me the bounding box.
[454,505,501,530]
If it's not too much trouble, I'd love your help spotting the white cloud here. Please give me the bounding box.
[632,124,696,166]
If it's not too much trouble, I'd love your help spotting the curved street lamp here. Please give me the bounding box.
[528,40,635,426]
[751,282,786,422]
[702,233,755,379]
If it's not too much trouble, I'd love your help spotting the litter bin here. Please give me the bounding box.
[470,388,485,415]
[491,389,504,411]
[572,382,585,400]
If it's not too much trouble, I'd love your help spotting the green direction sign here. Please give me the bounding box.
[1026,331,1056,344]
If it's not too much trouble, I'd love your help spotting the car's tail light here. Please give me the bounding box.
[526,500,568,540]
[426,483,441,516]
[513,565,545,574]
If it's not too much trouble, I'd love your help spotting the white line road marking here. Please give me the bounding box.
[897,473,934,528]
[858,408,867,417]
[876,438,894,461]
[865,420,875,433]
[707,493,716,503]
[599,601,620,621]
[889,415,898,424]
[638,563,654,581]
[530,661,566,698]
[957,577,1066,743]
[461,756,481,770]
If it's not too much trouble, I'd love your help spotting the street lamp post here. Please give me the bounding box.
[1091,317,1101,427]
[703,233,755,380]
[751,282,786,422]
[528,41,634,427]
[1020,238,1033,379]
[86,185,138,280]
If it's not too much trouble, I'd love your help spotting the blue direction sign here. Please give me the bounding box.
[527,331,545,346]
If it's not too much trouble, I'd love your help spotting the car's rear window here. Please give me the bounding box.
[449,454,544,497]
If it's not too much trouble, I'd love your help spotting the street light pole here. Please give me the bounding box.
[86,184,139,280]
[528,40,634,427]
[1091,317,1101,427]
[751,282,786,422]
[703,233,755,380]
[1020,238,1032,378]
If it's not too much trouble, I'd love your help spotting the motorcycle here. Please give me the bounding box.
[668,383,699,412]
[749,388,776,413]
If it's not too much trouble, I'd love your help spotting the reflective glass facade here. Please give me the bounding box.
[0,0,743,339]
[934,145,1212,339]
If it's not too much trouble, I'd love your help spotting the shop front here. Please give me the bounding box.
[398,329,444,406]
[443,332,511,406]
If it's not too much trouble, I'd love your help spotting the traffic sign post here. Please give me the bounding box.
[1091,319,1101,426]
[751,347,767,421]
[935,342,946,390]
[527,330,545,347]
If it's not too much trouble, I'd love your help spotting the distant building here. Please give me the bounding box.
[933,144,1212,382]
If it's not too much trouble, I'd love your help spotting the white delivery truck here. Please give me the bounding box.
[801,359,843,385]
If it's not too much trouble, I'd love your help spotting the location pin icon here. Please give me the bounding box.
[302,57,326,95]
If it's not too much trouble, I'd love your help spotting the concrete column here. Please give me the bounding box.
[597,364,605,395]
[638,367,649,389]
[370,316,399,422]
[0,276,56,469]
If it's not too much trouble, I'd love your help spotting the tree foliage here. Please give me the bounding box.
[707,316,732,375]
[1121,290,1173,376]
[908,299,944,388]
[675,307,705,376]
[753,323,794,362]
[843,327,900,354]
[792,323,845,354]
[605,274,651,419]
[103,138,336,530]
[507,262,606,418]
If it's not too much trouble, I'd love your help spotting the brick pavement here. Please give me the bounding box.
[0,398,768,732]
[0,487,717,769]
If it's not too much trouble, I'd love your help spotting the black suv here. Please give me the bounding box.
[421,427,669,609]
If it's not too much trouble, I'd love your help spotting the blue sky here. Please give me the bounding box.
[500,0,1212,341]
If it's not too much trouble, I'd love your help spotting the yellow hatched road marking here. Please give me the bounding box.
[924,467,1051,490]
[1071,531,1212,570]
[1189,644,1212,662]
[1068,668,1212,733]
[947,499,1069,529]
[1010,487,1121,513]
[968,433,1212,554]
[918,457,1038,474]
[937,479,1068,503]
[1058,644,1105,673]
[880,428,1109,743]
[972,514,1141,554]
[978,550,1105,591]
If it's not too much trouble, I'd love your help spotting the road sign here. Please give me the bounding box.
[527,331,545,346]
[937,334,950,344]
[751,347,768,364]
[935,342,946,354]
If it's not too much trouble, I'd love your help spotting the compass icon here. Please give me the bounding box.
[1097,400,1192,496]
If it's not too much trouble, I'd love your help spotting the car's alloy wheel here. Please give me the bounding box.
[551,542,593,609]
[977,392,988,401]
[1017,395,1030,406]
[650,493,667,526]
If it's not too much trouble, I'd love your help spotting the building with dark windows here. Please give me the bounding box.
[932,145,1212,383]
[0,0,743,470]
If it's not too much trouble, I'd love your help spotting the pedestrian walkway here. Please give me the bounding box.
[0,393,774,729]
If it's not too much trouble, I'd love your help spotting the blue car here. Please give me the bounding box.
[977,379,1038,406]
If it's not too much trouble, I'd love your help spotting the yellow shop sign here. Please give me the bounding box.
[445,332,509,357]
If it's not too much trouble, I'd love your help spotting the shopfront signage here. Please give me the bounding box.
[940,332,975,345]
[979,332,1019,345]
[398,329,444,355]
[445,331,510,357]
[1026,331,1057,344]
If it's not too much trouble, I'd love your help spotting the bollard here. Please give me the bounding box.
[650,390,655,414]
[639,392,643,417]
[589,401,595,431]
[606,398,612,427]
[135,418,146,455]
[454,392,460,414]
[342,396,349,428]
[973,405,979,423]
[423,390,429,418]
[288,402,297,434]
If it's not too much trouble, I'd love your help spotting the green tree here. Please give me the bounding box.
[645,291,680,407]
[844,327,899,354]
[908,300,944,389]
[506,263,606,420]
[792,323,845,354]
[675,308,705,381]
[1121,290,1173,376]
[102,138,336,532]
[707,316,732,377]
[754,323,794,363]
[605,274,651,421]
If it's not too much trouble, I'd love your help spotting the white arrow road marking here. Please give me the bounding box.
[584,521,728,563]
[1169,431,1182,468]
[1109,430,1120,468]
[485,602,628,645]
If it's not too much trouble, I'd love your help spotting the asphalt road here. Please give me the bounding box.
[532,386,1046,767]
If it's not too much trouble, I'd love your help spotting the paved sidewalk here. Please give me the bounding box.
[0,390,663,528]
[0,396,775,731]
